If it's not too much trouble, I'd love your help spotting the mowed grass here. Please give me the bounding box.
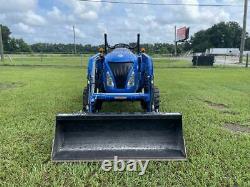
[0,56,250,186]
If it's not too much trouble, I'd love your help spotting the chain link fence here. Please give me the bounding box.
[0,53,249,68]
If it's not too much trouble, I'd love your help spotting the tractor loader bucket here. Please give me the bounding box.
[51,113,186,161]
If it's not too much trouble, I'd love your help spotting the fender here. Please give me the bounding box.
[141,53,154,79]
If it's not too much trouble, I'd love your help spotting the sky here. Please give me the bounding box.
[0,0,247,45]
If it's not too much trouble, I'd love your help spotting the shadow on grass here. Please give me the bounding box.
[101,101,144,113]
[0,81,25,91]
[223,123,250,133]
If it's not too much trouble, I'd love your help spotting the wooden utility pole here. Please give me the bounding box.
[239,0,248,63]
[174,26,177,56]
[0,25,4,61]
[73,25,76,54]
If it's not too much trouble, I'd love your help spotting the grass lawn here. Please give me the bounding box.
[0,56,249,186]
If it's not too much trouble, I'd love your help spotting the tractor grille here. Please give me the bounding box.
[109,62,133,89]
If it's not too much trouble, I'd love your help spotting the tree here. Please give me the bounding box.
[0,25,32,53]
[208,22,243,48]
[191,30,212,52]
[190,21,244,52]
[0,25,11,51]
[178,41,192,53]
[8,38,31,53]
[245,38,250,50]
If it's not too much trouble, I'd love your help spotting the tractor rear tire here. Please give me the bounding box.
[83,87,88,112]
[153,86,160,112]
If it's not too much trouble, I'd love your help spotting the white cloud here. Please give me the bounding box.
[47,6,62,20]
[65,25,86,39]
[74,27,86,38]
[0,0,248,44]
[0,0,46,41]
[24,11,46,26]
[61,0,100,21]
[0,14,6,21]
[15,22,35,33]
[0,0,37,12]
[78,10,98,20]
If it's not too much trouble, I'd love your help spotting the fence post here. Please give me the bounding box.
[246,54,249,68]
[0,25,4,62]
[40,52,43,63]
[80,53,83,67]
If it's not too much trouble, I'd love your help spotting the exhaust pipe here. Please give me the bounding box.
[51,113,186,162]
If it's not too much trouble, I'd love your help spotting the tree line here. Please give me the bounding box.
[1,21,250,54]
[190,21,249,52]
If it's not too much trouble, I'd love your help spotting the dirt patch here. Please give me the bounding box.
[0,82,24,91]
[223,123,250,133]
[221,111,240,115]
[204,100,228,110]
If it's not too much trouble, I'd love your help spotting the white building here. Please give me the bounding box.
[206,48,240,56]
[243,51,250,55]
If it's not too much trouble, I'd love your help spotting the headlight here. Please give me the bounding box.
[106,71,114,87]
[127,70,135,87]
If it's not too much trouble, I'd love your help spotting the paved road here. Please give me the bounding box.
[214,56,241,66]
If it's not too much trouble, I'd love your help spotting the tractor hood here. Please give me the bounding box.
[105,48,137,62]
[104,48,139,93]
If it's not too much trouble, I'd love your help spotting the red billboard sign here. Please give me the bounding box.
[177,27,189,42]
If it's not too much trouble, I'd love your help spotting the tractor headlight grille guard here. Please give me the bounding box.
[106,71,114,87]
[127,69,135,87]
[108,62,133,89]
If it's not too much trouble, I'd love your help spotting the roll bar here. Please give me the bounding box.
[104,33,140,54]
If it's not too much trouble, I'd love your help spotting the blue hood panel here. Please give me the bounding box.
[105,48,137,62]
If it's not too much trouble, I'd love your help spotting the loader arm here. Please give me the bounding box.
[51,34,186,162]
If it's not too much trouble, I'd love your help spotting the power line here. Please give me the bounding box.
[80,0,244,7]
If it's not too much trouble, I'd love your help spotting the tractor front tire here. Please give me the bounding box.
[83,86,103,112]
[94,100,103,112]
[140,86,160,112]
[140,100,147,111]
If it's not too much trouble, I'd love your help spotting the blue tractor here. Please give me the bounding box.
[83,34,159,113]
[51,34,186,162]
